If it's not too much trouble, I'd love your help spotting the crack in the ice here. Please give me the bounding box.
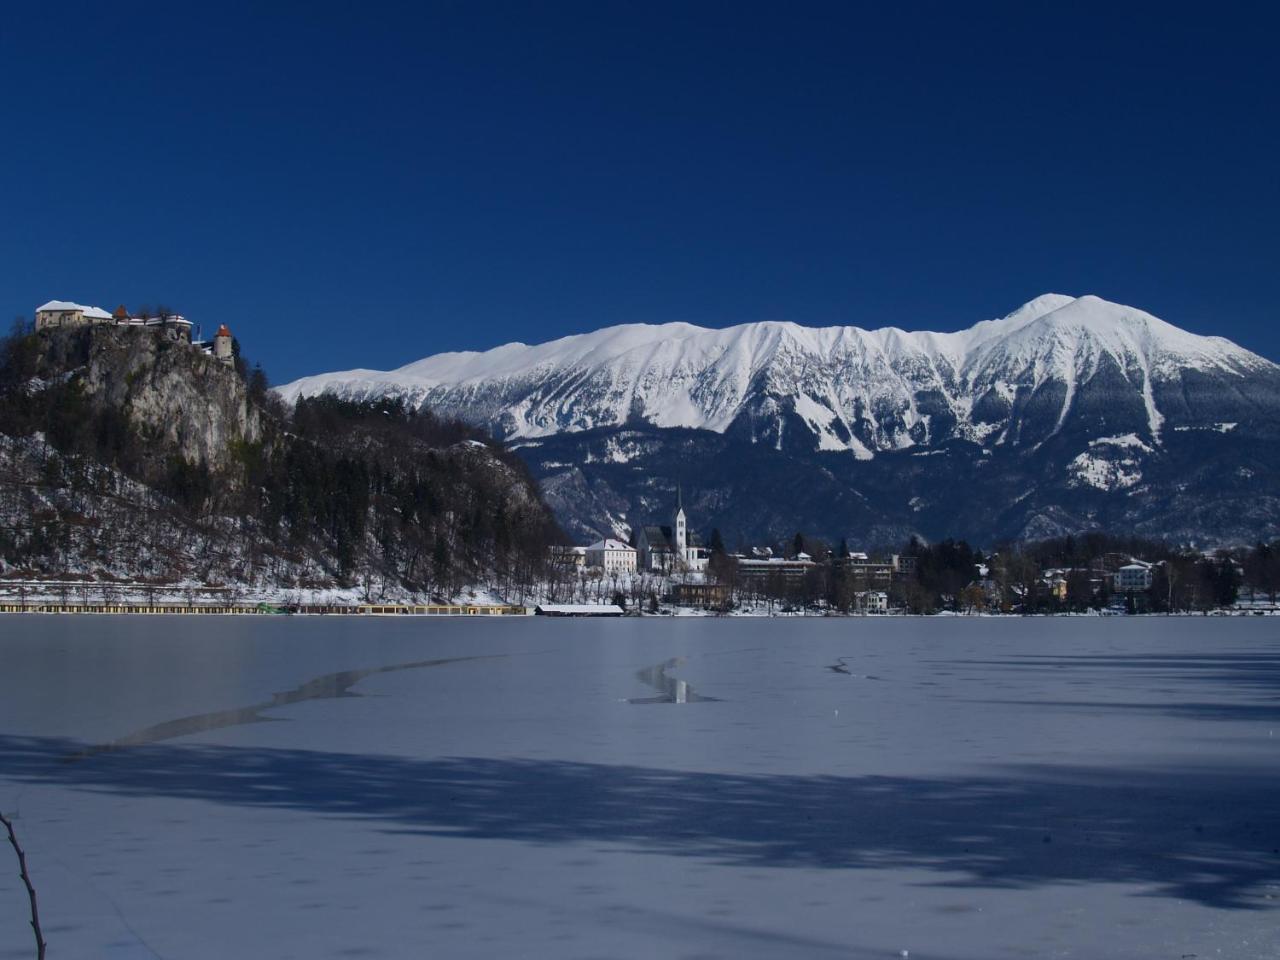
[66,655,500,761]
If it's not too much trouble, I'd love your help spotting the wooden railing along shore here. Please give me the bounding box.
[0,602,531,616]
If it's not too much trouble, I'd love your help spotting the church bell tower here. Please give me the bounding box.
[674,484,687,556]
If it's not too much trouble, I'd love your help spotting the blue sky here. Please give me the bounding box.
[2,2,1277,383]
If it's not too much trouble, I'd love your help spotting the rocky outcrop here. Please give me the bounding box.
[31,326,260,475]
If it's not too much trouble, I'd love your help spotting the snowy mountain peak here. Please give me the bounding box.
[277,295,1275,456]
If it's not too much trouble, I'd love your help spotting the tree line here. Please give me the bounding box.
[697,528,1278,614]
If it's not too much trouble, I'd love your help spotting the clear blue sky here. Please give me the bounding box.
[2,1,1277,383]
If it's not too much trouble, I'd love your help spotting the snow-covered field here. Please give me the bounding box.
[1,617,1277,959]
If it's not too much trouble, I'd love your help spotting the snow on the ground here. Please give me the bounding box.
[1,617,1278,959]
[1172,421,1241,433]
[1088,432,1154,452]
[1067,450,1144,491]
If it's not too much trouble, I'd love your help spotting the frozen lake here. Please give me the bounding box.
[1,616,1278,959]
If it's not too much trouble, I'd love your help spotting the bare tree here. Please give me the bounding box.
[1,811,46,959]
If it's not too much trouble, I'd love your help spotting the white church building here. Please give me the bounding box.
[636,489,709,573]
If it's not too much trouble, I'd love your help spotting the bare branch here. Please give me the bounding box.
[0,811,46,959]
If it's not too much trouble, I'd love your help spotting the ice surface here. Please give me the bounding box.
[1,616,1278,959]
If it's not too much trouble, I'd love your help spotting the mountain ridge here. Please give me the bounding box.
[278,294,1276,449]
[276,295,1280,546]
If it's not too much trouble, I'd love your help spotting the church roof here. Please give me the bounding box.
[643,525,675,550]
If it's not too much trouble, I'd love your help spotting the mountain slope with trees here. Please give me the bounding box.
[0,322,561,600]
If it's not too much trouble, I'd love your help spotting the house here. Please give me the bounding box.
[856,590,889,613]
[584,538,637,574]
[672,582,732,609]
[1114,562,1153,592]
[635,489,708,572]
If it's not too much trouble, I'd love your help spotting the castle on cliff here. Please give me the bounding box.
[35,300,235,366]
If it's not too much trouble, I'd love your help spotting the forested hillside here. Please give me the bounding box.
[0,322,561,600]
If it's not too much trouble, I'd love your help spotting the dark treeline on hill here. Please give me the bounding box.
[0,321,561,598]
[704,529,1280,615]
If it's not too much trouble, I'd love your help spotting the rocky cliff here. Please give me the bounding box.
[19,325,261,484]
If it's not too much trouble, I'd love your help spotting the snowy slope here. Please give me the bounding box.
[277,295,1275,456]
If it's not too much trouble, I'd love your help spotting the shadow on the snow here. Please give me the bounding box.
[1,735,1276,910]
[935,651,1280,722]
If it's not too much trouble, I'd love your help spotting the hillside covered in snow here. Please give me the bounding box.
[279,295,1280,546]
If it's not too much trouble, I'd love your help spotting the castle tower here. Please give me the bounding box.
[214,324,234,366]
[674,484,687,556]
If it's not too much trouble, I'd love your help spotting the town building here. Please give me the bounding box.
[1113,562,1153,592]
[584,538,637,574]
[734,555,818,587]
[832,553,904,588]
[672,582,733,609]
[856,590,889,613]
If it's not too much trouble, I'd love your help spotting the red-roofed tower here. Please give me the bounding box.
[214,324,234,366]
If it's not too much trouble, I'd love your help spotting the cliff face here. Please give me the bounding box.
[33,326,260,475]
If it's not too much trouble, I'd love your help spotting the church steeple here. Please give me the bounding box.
[674,484,687,554]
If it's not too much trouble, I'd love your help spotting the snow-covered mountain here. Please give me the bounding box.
[279,295,1280,545]
[279,294,1274,455]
